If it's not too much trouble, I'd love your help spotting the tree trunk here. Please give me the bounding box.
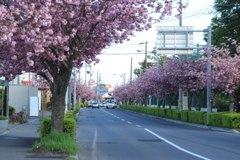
[144,93,148,107]
[169,94,178,110]
[229,94,235,113]
[157,98,162,108]
[236,96,240,112]
[162,99,165,108]
[188,92,193,111]
[195,90,203,111]
[50,67,72,133]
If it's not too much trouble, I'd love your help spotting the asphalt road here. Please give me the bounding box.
[76,108,240,160]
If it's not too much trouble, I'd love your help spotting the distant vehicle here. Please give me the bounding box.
[92,102,100,109]
[106,101,117,109]
[98,102,103,107]
[87,101,93,108]
[102,102,107,107]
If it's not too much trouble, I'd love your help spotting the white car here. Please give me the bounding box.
[102,102,107,107]
[92,102,99,109]
[106,101,117,109]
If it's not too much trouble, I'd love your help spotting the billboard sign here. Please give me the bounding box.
[156,26,194,55]
[99,90,106,94]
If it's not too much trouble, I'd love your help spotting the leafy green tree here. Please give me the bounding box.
[208,0,240,46]
[207,1,240,112]
[133,59,155,78]
[133,47,167,78]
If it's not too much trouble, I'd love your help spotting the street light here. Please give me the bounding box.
[113,73,126,85]
[139,41,148,69]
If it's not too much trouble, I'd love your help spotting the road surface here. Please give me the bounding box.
[76,108,240,160]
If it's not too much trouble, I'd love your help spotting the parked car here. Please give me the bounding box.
[92,102,99,109]
[106,101,117,109]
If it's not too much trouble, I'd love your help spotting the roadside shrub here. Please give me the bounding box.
[166,109,172,119]
[158,108,168,117]
[222,113,240,129]
[151,108,160,116]
[208,112,226,127]
[65,110,75,119]
[120,104,128,110]
[40,117,76,139]
[172,109,181,120]
[180,110,189,122]
[0,115,7,120]
[188,111,206,124]
[9,106,15,116]
[138,106,146,113]
[80,103,85,108]
[74,105,81,115]
[63,118,76,138]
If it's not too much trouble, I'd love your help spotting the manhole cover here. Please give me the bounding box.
[137,139,163,142]
[86,116,95,118]
[97,142,118,144]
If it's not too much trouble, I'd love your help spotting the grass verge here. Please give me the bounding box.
[31,130,78,155]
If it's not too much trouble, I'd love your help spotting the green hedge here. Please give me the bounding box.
[222,113,240,129]
[188,111,206,125]
[158,108,168,117]
[208,112,226,127]
[120,105,240,129]
[172,109,181,120]
[9,106,15,116]
[40,117,76,139]
[166,109,172,119]
[180,110,189,122]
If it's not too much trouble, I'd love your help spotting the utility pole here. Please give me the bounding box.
[179,0,183,110]
[206,26,212,124]
[73,68,76,110]
[139,41,148,107]
[96,71,99,101]
[179,0,182,26]
[139,41,148,69]
[85,63,87,84]
[130,57,132,81]
[145,41,148,68]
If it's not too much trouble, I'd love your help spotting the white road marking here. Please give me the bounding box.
[121,119,125,121]
[144,128,211,160]
[127,121,132,124]
[135,125,142,128]
[1,118,38,136]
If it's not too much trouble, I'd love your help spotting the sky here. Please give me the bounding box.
[80,0,215,87]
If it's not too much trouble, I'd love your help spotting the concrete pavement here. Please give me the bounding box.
[0,111,71,160]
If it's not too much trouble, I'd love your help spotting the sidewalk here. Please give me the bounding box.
[0,111,69,160]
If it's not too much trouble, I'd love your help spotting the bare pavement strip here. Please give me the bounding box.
[0,111,78,160]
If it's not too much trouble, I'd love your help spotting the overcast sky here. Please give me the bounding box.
[80,0,215,87]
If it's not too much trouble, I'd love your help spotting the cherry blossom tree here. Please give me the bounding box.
[69,79,95,103]
[142,65,178,108]
[162,57,208,110]
[0,0,187,132]
[202,39,240,112]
